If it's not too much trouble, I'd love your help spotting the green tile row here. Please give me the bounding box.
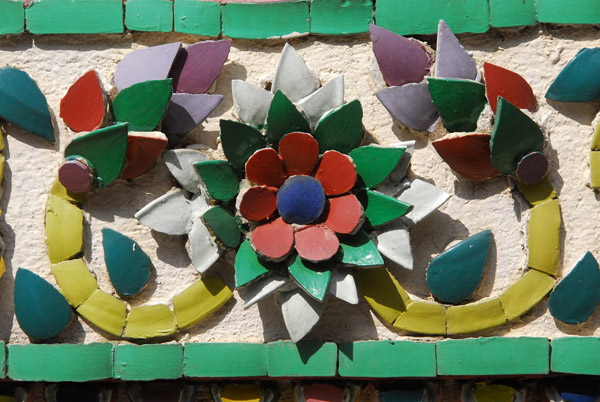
[0,0,599,37]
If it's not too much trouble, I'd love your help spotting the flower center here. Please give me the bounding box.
[277,175,326,225]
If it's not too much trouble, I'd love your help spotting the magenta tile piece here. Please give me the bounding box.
[376,83,439,132]
[170,39,232,94]
[435,20,480,81]
[370,24,432,87]
[114,42,182,91]
[162,93,224,143]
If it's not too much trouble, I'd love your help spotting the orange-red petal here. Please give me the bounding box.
[314,150,356,196]
[251,217,294,261]
[432,133,499,181]
[245,148,286,187]
[279,132,319,175]
[295,225,340,262]
[325,194,364,234]
[240,186,278,222]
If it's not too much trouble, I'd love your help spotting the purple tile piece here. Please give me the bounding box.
[435,20,480,81]
[376,83,439,132]
[370,24,432,87]
[170,39,232,94]
[162,93,224,144]
[113,42,182,91]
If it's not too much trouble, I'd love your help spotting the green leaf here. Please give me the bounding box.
[339,230,384,267]
[202,206,242,249]
[194,160,240,202]
[360,190,412,227]
[350,145,405,189]
[234,240,272,288]
[287,255,332,302]
[314,99,363,153]
[266,90,311,146]
[113,79,172,131]
[220,119,266,170]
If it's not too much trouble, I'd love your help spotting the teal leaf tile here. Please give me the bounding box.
[234,240,271,288]
[546,48,600,102]
[314,100,363,154]
[266,90,311,146]
[350,145,405,189]
[201,206,242,249]
[287,255,331,302]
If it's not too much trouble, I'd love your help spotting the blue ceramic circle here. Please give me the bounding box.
[277,175,326,225]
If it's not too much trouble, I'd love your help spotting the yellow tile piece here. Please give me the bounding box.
[172,276,233,329]
[446,297,506,334]
[393,301,447,335]
[51,259,98,307]
[0,126,5,151]
[221,383,262,402]
[45,195,84,264]
[76,289,127,337]
[499,269,555,321]
[0,396,15,402]
[590,151,600,188]
[354,267,411,324]
[123,304,177,339]
[0,257,6,279]
[516,176,556,205]
[0,154,5,184]
[474,383,515,402]
[527,198,561,275]
[50,178,88,204]
[591,121,600,150]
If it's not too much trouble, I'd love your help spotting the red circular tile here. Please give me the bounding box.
[60,70,106,133]
[295,225,340,262]
[246,148,286,187]
[251,217,294,261]
[516,151,549,185]
[325,194,364,234]
[240,186,278,222]
[279,132,319,176]
[314,150,356,196]
[58,159,93,194]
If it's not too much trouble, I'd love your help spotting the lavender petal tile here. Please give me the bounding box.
[134,189,191,235]
[279,288,323,342]
[114,42,181,91]
[298,75,344,127]
[435,20,481,81]
[187,218,221,274]
[376,83,439,132]
[377,140,416,196]
[232,80,273,127]
[397,179,450,228]
[171,39,232,94]
[272,43,317,103]
[240,273,288,308]
[373,222,413,270]
[328,268,359,305]
[370,24,432,87]
[163,149,211,193]
[162,93,223,142]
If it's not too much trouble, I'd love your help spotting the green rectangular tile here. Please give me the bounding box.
[310,0,373,35]
[221,1,309,39]
[8,343,114,382]
[437,337,549,376]
[551,337,600,375]
[375,0,490,35]
[26,0,124,34]
[267,341,337,377]
[536,0,600,23]
[184,343,266,377]
[174,0,220,36]
[125,0,173,32]
[0,342,6,378]
[490,0,537,27]
[114,344,183,380]
[0,0,24,35]
[338,341,436,378]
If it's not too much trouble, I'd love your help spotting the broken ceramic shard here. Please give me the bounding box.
[102,228,151,297]
[58,158,94,194]
[171,39,232,94]
[76,289,127,336]
[435,20,480,81]
[202,206,242,249]
[362,190,412,227]
[214,383,262,402]
[325,194,363,235]
[194,160,240,202]
[516,151,550,185]
[163,149,210,193]
[51,259,97,308]
[297,75,344,127]
[272,43,317,102]
[397,178,451,227]
[545,380,598,402]
[376,141,416,196]
[314,150,356,196]
[483,62,536,114]
[240,272,288,308]
[122,131,168,179]
[295,225,340,262]
[232,79,273,127]
[313,100,363,154]
[112,79,172,131]
[162,93,223,144]
[328,268,359,304]
[354,267,411,323]
[370,24,432,87]
[432,133,499,181]
[134,189,191,235]
[338,230,383,267]
[279,288,323,342]
[288,255,332,301]
[113,42,181,91]
[266,90,311,145]
[546,48,600,102]
[374,222,413,269]
[279,132,320,176]
[297,383,346,402]
[462,383,525,402]
[427,77,487,132]
[548,251,600,324]
[240,186,278,222]
[220,119,266,170]
[14,268,71,340]
[350,145,405,189]
[234,240,270,288]
[251,217,294,262]
[45,195,84,264]
[172,276,233,329]
[187,218,221,274]
[277,175,326,225]
[376,83,439,132]
[0,67,54,143]
[426,230,492,304]
[124,304,177,339]
[245,148,286,188]
[60,70,106,132]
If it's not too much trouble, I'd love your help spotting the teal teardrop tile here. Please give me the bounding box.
[266,90,310,146]
[14,268,71,340]
[288,255,331,302]
[339,230,384,267]
[113,79,173,131]
[427,77,487,132]
[102,228,151,296]
[426,230,492,304]
[0,67,54,142]
[234,240,271,288]
[313,100,363,154]
[546,48,600,102]
[549,251,600,324]
[350,145,405,189]
[202,206,242,249]
[220,119,266,170]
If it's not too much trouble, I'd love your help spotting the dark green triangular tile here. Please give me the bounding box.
[427,77,487,132]
[360,190,412,227]
[266,90,311,146]
[113,79,172,131]
[234,240,271,288]
[194,160,240,202]
[202,206,241,249]
[220,119,266,170]
[350,145,405,189]
[339,230,384,267]
[288,254,331,302]
[314,100,363,154]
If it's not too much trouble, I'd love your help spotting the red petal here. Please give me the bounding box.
[60,70,106,132]
[484,62,536,114]
[246,148,286,187]
[432,133,499,181]
[325,194,364,234]
[240,186,278,221]
[295,225,339,262]
[121,132,168,179]
[314,150,356,196]
[279,132,319,175]
[303,384,346,402]
[251,217,294,261]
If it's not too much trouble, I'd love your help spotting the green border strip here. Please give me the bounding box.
[0,0,599,37]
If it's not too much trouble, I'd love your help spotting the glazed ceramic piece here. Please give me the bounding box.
[239,272,288,308]
[234,241,270,288]
[376,141,416,196]
[124,304,177,339]
[426,230,492,304]
[172,276,233,329]
[446,297,506,334]
[548,252,600,324]
[112,79,172,131]
[279,132,320,176]
[314,150,356,196]
[499,269,556,321]
[277,176,326,225]
[354,267,412,323]
[461,383,526,402]
[516,151,550,185]
[397,178,451,227]
[370,24,432,87]
[288,255,332,301]
[363,190,412,227]
[171,39,232,94]
[113,42,181,91]
[194,160,240,202]
[591,151,600,188]
[102,228,152,297]
[122,131,168,179]
[350,145,405,189]
[545,383,599,402]
[516,176,556,206]
[220,120,267,170]
[76,289,127,336]
[427,77,487,132]
[163,149,210,193]
[202,206,241,249]
[432,133,499,181]
[328,268,359,304]
[279,288,323,342]
[376,83,439,132]
[266,90,311,145]
[245,148,286,188]
[187,219,221,274]
[325,194,363,235]
[297,384,346,402]
[435,20,480,81]
[393,300,447,334]
[483,62,536,114]
[232,79,273,127]
[14,268,71,340]
[374,222,413,269]
[239,186,278,222]
[313,100,363,154]
[216,384,262,402]
[60,70,106,132]
[58,159,93,194]
[0,67,54,143]
[45,195,84,264]
[339,230,383,267]
[529,199,561,276]
[297,76,344,127]
[134,189,191,236]
[162,93,224,143]
[272,43,317,102]
[546,48,600,102]
[251,217,294,262]
[294,225,340,262]
[51,259,97,308]
[490,97,544,175]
